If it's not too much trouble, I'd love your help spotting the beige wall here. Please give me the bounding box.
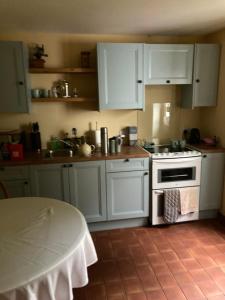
[198,29,225,215]
[0,32,202,147]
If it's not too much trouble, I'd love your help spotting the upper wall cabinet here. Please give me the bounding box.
[97,43,144,110]
[144,44,194,85]
[181,44,220,108]
[0,41,30,113]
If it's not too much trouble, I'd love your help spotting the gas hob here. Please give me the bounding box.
[143,145,201,159]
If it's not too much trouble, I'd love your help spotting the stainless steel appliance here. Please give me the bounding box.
[144,145,202,225]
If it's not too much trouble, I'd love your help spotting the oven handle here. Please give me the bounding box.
[154,190,164,194]
[163,174,189,178]
[153,157,201,164]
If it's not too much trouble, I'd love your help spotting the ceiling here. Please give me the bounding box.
[1,0,225,35]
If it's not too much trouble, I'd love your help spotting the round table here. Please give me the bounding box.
[0,197,97,300]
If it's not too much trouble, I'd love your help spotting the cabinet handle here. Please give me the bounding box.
[144,172,149,176]
[63,164,73,168]
[24,181,28,185]
[124,158,130,162]
[166,80,170,84]
[18,81,24,85]
[202,154,207,158]
[137,80,142,83]
[196,79,200,83]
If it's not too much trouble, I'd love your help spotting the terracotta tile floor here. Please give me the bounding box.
[73,220,225,300]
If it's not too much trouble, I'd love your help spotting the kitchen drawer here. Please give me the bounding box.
[0,166,29,180]
[106,158,149,172]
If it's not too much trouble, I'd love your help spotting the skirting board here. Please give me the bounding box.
[88,217,149,232]
[199,210,219,219]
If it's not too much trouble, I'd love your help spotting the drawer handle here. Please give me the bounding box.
[124,159,130,162]
[144,172,148,176]
[137,80,143,83]
[166,80,170,84]
[202,154,207,158]
[24,181,28,185]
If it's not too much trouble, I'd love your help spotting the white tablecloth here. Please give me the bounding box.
[0,197,97,300]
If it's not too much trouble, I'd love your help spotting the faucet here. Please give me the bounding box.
[53,137,75,149]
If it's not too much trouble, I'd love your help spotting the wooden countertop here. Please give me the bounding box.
[0,146,150,167]
[188,144,225,153]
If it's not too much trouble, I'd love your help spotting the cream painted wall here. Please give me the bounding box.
[0,31,202,147]
[198,29,225,215]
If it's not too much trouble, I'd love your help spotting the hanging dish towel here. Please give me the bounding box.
[163,189,180,224]
[179,187,199,215]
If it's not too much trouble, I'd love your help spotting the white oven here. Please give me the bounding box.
[152,187,200,225]
[152,157,201,190]
[151,156,202,225]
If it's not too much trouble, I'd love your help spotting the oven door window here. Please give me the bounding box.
[158,167,196,183]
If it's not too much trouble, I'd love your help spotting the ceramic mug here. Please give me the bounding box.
[31,88,41,98]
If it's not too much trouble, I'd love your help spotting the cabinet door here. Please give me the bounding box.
[144,44,193,85]
[0,179,30,199]
[69,161,107,223]
[200,153,225,210]
[193,44,220,107]
[97,43,144,110]
[181,44,220,108]
[30,164,70,203]
[107,170,149,220]
[0,41,30,113]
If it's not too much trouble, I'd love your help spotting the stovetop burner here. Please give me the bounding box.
[143,145,201,159]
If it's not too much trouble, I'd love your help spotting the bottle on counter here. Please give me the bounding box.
[95,122,101,152]
[100,127,108,154]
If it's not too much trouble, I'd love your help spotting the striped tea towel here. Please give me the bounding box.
[163,189,180,224]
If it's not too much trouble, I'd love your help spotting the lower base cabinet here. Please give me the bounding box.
[69,161,107,223]
[30,161,106,223]
[30,163,70,202]
[0,166,30,199]
[107,170,149,220]
[200,152,225,211]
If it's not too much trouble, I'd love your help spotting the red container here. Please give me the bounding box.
[8,144,24,160]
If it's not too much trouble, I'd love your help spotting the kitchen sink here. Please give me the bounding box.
[43,149,75,158]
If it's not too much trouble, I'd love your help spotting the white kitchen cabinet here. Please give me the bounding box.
[97,43,144,110]
[200,152,225,211]
[69,161,107,223]
[0,41,30,113]
[144,44,194,85]
[181,44,220,108]
[106,158,149,220]
[0,166,30,198]
[30,163,71,203]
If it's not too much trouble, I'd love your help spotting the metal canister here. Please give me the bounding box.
[109,138,116,154]
[100,127,108,154]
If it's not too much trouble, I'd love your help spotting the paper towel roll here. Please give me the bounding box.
[95,130,101,147]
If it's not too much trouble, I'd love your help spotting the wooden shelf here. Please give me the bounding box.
[29,67,96,74]
[32,97,97,103]
[0,129,21,136]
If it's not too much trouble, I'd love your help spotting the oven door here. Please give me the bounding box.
[152,188,199,225]
[152,157,201,189]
